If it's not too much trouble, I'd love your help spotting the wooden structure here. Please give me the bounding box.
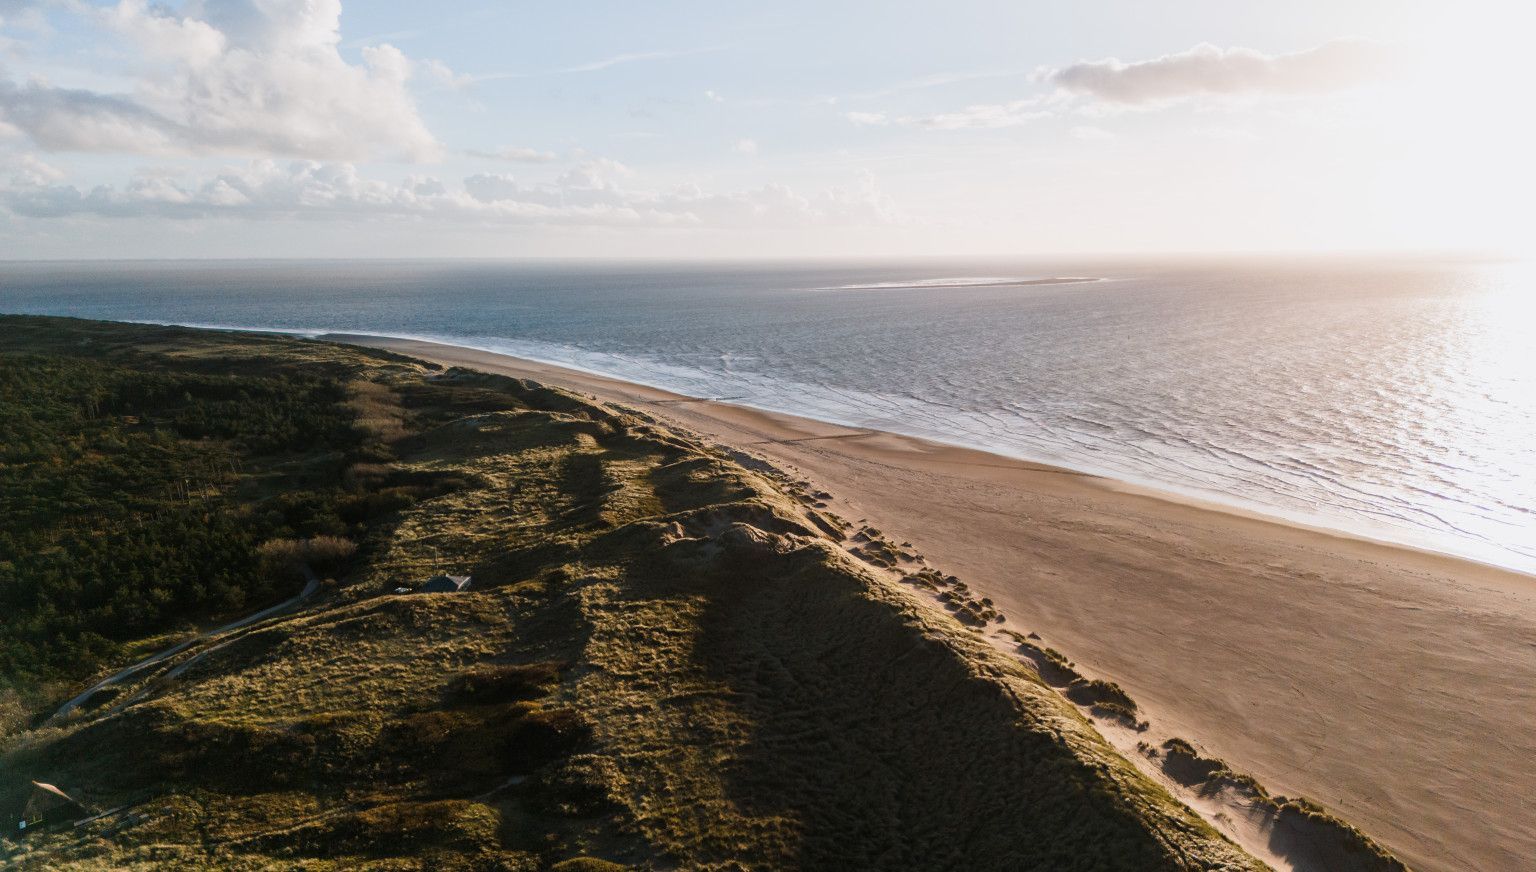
[17,781,87,834]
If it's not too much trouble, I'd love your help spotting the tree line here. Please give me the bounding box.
[0,349,371,691]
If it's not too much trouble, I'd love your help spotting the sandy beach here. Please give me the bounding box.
[337,334,1536,872]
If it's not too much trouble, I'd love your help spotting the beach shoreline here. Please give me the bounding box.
[319,331,1531,586]
[332,331,1536,872]
[114,317,1536,578]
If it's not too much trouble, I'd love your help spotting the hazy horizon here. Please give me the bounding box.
[5,256,1532,576]
[1,1,1531,260]
[0,249,1525,265]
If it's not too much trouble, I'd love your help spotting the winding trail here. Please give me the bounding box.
[47,570,319,725]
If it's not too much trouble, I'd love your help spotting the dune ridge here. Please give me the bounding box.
[337,333,1536,872]
[3,316,1273,870]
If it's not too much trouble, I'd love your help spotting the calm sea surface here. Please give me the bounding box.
[3,257,1532,573]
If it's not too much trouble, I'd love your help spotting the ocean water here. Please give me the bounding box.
[2,256,1532,573]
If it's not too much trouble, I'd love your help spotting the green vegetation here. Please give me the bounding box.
[1150,739,1409,872]
[0,316,1270,870]
[0,317,440,720]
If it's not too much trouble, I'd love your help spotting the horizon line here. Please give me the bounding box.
[0,248,1518,265]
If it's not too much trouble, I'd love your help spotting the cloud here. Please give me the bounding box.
[462,172,533,205]
[465,146,560,163]
[704,89,724,103]
[1,151,63,185]
[419,58,473,89]
[1051,39,1390,105]
[0,82,185,153]
[554,157,633,190]
[1,159,902,229]
[0,0,440,161]
[652,172,899,228]
[732,138,758,155]
[846,40,1391,133]
[0,0,48,33]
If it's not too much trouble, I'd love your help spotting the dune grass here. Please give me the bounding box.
[0,317,1264,870]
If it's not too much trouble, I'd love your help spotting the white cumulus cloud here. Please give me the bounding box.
[0,0,440,161]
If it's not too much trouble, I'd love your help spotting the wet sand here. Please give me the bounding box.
[335,334,1536,872]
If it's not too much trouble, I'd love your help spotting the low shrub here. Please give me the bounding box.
[257,535,358,576]
[551,859,629,872]
[503,708,591,774]
[445,662,564,707]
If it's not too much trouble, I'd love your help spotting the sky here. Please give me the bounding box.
[0,0,1530,259]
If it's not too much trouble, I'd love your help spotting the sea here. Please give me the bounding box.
[2,256,1532,574]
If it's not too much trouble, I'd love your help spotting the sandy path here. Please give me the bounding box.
[336,334,1536,872]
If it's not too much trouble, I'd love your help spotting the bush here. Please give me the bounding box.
[444,662,563,706]
[503,708,591,774]
[551,859,629,872]
[258,535,357,577]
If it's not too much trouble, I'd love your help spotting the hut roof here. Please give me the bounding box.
[421,575,472,592]
[22,781,88,824]
[29,782,76,804]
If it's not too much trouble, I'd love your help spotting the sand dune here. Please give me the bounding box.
[336,334,1536,872]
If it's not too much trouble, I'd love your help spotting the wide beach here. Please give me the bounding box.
[340,334,1536,872]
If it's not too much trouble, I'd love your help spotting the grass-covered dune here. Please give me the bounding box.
[0,316,1262,870]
